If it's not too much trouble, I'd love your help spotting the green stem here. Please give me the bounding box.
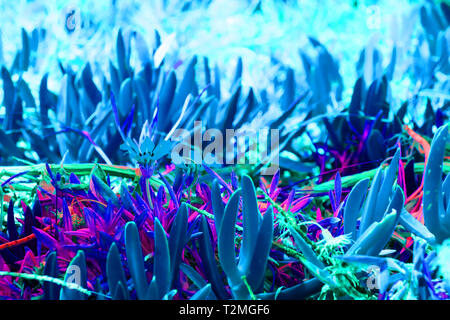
[305,162,449,193]
[0,163,163,189]
[241,275,257,300]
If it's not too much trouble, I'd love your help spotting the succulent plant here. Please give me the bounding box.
[0,0,448,301]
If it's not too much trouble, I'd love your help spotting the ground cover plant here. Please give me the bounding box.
[0,0,449,300]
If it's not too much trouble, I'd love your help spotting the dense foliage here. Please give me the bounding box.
[0,0,449,300]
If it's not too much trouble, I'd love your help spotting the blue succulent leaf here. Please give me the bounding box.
[443,173,450,207]
[399,209,435,243]
[7,200,18,241]
[386,46,397,80]
[134,31,150,65]
[90,174,119,207]
[367,129,385,162]
[106,242,129,299]
[81,63,101,108]
[124,221,149,299]
[218,189,241,286]
[134,76,151,121]
[373,148,401,222]
[364,77,388,117]
[109,60,120,98]
[288,226,325,270]
[162,289,178,300]
[32,226,58,250]
[153,217,171,298]
[257,278,323,300]
[348,77,365,133]
[180,262,207,290]
[238,175,261,274]
[198,215,229,299]
[359,166,384,235]
[344,178,370,241]
[145,276,159,300]
[171,56,197,119]
[62,198,73,232]
[281,68,295,110]
[43,251,60,300]
[157,71,177,132]
[190,284,212,300]
[347,210,399,256]
[246,206,273,291]
[17,78,36,109]
[168,203,188,287]
[20,28,30,71]
[221,85,240,131]
[118,78,133,119]
[116,29,130,81]
[112,281,129,300]
[232,57,242,89]
[423,124,449,242]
